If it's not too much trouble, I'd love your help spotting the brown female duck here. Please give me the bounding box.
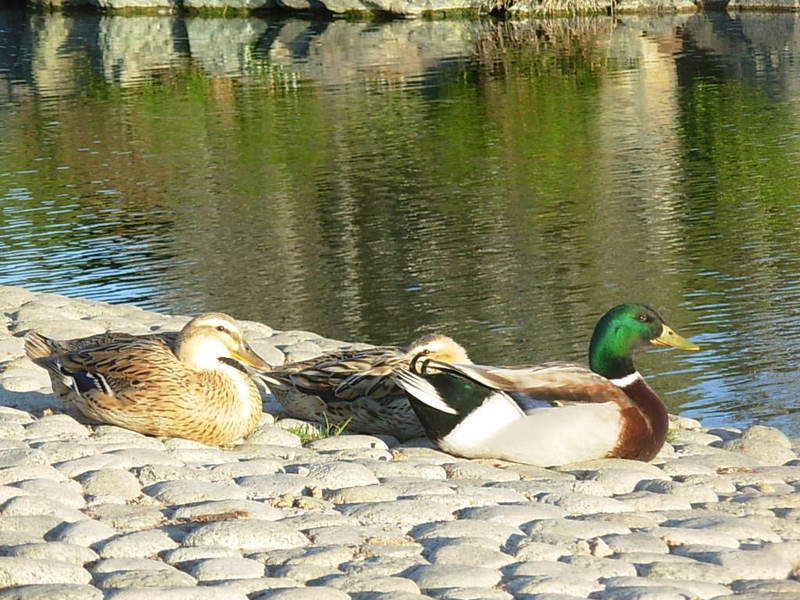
[25,313,270,445]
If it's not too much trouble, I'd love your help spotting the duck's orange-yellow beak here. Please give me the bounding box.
[652,324,699,351]
[231,342,271,369]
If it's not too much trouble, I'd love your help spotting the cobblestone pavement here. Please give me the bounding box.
[1,285,799,599]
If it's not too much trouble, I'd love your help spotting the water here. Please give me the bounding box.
[3,10,800,433]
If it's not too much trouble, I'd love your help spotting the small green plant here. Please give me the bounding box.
[324,414,353,437]
[285,415,353,444]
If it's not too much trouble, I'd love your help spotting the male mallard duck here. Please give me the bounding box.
[257,334,470,439]
[394,304,699,466]
[25,313,270,445]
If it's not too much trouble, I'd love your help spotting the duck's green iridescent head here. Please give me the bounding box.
[588,304,698,380]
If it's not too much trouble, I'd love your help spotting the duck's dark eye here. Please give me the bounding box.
[636,313,649,322]
[216,325,228,333]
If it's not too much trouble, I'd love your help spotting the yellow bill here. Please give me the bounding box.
[652,324,700,351]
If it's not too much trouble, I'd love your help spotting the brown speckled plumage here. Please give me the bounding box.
[25,313,269,445]
[257,334,470,439]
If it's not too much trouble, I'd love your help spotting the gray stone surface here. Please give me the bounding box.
[1,286,800,599]
[181,519,308,551]
[0,585,102,600]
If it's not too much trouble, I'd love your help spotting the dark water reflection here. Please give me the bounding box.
[3,10,800,433]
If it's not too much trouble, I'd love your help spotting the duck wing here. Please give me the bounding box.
[41,339,191,407]
[415,359,632,408]
[24,330,177,359]
[260,345,407,402]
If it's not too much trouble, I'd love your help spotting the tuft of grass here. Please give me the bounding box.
[285,415,352,444]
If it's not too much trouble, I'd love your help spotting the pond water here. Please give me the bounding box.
[2,9,800,434]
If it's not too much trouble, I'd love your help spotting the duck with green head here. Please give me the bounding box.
[394,304,699,467]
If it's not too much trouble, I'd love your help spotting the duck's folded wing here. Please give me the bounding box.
[24,330,177,360]
[260,346,405,402]
[418,360,633,407]
[55,340,182,388]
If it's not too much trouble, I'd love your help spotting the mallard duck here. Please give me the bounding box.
[257,334,470,439]
[394,304,699,466]
[25,313,270,445]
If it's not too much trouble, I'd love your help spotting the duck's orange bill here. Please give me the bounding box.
[652,324,700,351]
[232,343,272,369]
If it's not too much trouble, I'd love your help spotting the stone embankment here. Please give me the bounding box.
[24,0,702,17]
[0,284,800,599]
[23,0,800,17]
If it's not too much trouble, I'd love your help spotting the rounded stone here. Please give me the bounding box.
[323,484,399,504]
[209,459,284,479]
[0,514,63,538]
[0,585,102,599]
[601,532,669,554]
[0,448,48,468]
[410,519,523,548]
[724,426,796,464]
[161,546,240,566]
[638,561,737,584]
[189,557,266,581]
[46,519,117,547]
[171,499,284,522]
[306,435,389,451]
[85,503,166,532]
[77,469,142,501]
[612,491,693,512]
[535,491,634,515]
[512,540,571,561]
[635,479,719,504]
[12,479,86,510]
[0,495,87,523]
[442,461,520,482]
[0,465,66,485]
[55,454,139,479]
[363,460,446,480]
[559,553,637,578]
[182,519,308,552]
[311,573,420,594]
[601,575,732,599]
[402,564,501,590]
[94,568,196,589]
[94,529,179,559]
[23,415,90,439]
[0,558,91,586]
[251,587,350,600]
[304,461,379,490]
[3,542,99,565]
[524,517,631,540]
[91,558,175,574]
[506,577,602,597]
[235,474,313,499]
[436,588,513,600]
[457,503,567,526]
[662,514,782,543]
[425,541,515,568]
[143,480,247,505]
[244,426,302,447]
[268,562,337,583]
[102,587,249,599]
